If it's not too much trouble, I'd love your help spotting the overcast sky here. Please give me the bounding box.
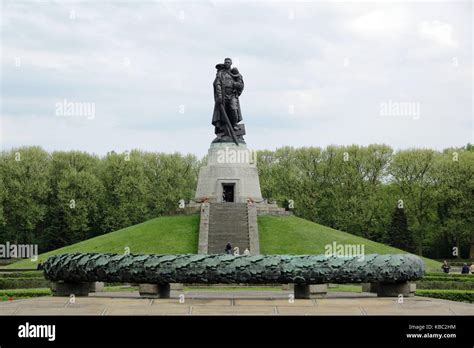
[1,0,472,157]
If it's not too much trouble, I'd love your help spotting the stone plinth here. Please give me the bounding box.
[138,283,170,299]
[51,281,90,297]
[294,284,310,299]
[194,143,263,203]
[89,282,104,293]
[310,284,328,298]
[376,282,414,297]
[363,282,416,297]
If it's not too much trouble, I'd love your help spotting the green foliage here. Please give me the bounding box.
[0,147,199,252]
[328,284,362,293]
[416,289,474,303]
[258,216,440,271]
[258,145,396,243]
[1,144,472,260]
[100,150,152,232]
[0,288,51,300]
[0,271,43,278]
[389,149,437,255]
[422,274,474,282]
[0,277,50,289]
[43,151,104,250]
[416,280,474,290]
[9,215,440,272]
[9,215,200,268]
[0,147,51,245]
[388,207,414,252]
[258,144,474,258]
[431,150,474,259]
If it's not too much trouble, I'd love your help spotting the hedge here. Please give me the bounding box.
[416,280,474,290]
[0,278,50,290]
[416,289,474,303]
[0,271,44,279]
[0,288,51,300]
[422,275,474,282]
[425,272,474,277]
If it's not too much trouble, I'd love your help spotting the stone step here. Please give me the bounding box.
[208,235,249,239]
[209,238,249,243]
[209,222,248,226]
[210,215,247,219]
[207,203,250,254]
[211,203,247,207]
[208,236,249,241]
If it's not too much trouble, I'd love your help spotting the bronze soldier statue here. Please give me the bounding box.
[212,58,246,144]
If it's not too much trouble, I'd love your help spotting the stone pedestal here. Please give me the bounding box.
[194,143,263,203]
[198,202,210,254]
[138,283,170,299]
[376,282,414,297]
[294,284,310,299]
[290,284,327,298]
[170,283,184,291]
[362,283,379,293]
[89,282,105,293]
[310,284,328,298]
[364,282,416,297]
[247,203,260,255]
[51,281,90,297]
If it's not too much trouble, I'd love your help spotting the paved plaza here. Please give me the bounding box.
[0,291,473,315]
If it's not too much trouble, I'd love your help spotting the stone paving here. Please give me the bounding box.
[0,290,473,315]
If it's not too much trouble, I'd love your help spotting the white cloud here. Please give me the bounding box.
[0,1,472,156]
[418,20,458,47]
[349,9,409,39]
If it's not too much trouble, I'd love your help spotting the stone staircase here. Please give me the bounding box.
[207,203,250,254]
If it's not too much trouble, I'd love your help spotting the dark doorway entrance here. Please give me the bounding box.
[222,184,234,203]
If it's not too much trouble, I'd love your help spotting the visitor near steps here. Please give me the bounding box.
[442,260,450,274]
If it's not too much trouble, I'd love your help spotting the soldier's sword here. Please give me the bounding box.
[218,102,239,146]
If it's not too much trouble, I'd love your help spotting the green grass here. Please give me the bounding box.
[7,215,199,269]
[103,285,139,292]
[7,214,439,272]
[0,288,51,300]
[258,216,440,272]
[328,284,362,293]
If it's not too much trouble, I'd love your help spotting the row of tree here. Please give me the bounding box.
[0,147,199,252]
[257,144,474,258]
[0,144,472,258]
